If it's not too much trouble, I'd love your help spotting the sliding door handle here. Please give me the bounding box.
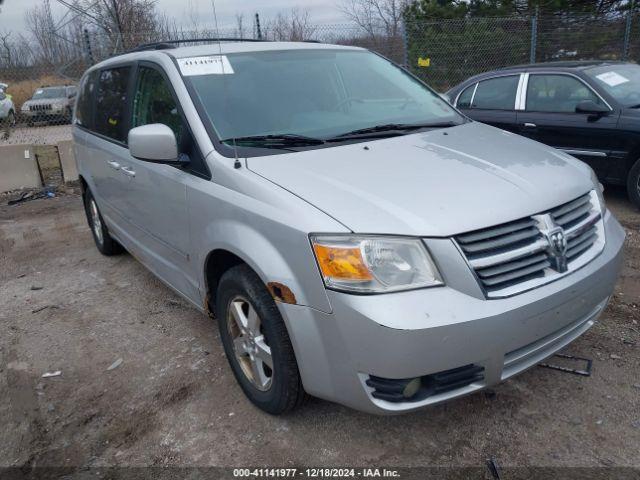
[121,166,136,177]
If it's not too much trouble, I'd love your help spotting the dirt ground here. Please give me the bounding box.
[1,188,639,475]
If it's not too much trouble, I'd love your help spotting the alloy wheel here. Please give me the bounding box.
[89,198,103,246]
[227,295,273,391]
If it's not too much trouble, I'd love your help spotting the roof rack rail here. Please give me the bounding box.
[127,37,321,53]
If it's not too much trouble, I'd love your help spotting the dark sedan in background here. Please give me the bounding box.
[446,61,640,208]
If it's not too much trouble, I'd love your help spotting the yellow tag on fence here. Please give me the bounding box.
[418,57,431,67]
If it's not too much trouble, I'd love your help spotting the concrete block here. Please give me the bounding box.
[57,140,78,182]
[0,144,41,193]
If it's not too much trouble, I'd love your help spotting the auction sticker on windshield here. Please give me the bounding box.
[177,55,234,76]
[596,71,629,87]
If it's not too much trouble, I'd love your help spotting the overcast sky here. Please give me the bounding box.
[0,0,346,34]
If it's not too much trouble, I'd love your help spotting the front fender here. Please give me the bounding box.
[188,162,347,314]
[198,219,332,313]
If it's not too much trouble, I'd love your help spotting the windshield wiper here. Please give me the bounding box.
[326,121,461,141]
[221,134,325,148]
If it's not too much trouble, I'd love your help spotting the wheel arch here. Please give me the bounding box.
[203,248,246,317]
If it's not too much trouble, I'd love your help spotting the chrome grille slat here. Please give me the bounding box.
[468,238,548,269]
[553,202,591,228]
[459,227,540,255]
[550,194,590,219]
[477,252,549,278]
[457,218,536,244]
[455,191,605,298]
[480,260,551,287]
[566,228,597,259]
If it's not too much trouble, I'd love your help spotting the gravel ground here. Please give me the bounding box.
[0,188,639,475]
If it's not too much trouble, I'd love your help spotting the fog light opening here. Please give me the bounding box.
[402,378,421,398]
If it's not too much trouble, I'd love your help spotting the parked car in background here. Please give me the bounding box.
[74,41,624,415]
[0,84,15,127]
[446,61,640,209]
[21,85,77,125]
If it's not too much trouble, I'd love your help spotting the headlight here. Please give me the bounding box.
[590,169,606,212]
[310,235,443,293]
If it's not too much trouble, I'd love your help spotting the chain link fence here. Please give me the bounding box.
[2,12,640,147]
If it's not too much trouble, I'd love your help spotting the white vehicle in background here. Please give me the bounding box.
[0,83,16,126]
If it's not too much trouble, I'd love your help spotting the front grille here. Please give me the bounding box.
[29,104,52,111]
[366,364,485,403]
[455,191,604,298]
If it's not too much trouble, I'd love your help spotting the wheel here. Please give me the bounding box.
[216,264,306,414]
[6,110,15,126]
[628,158,640,210]
[83,189,123,256]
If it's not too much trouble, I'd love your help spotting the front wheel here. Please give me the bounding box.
[628,159,640,210]
[216,264,306,414]
[83,189,123,256]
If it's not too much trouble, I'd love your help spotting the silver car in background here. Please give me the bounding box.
[73,41,625,415]
[22,85,77,124]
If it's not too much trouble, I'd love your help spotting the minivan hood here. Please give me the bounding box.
[247,122,594,236]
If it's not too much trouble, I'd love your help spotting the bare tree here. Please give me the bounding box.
[339,0,408,38]
[265,7,316,41]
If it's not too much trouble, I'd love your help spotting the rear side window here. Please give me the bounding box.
[471,76,519,110]
[95,67,131,142]
[456,84,475,108]
[75,71,97,129]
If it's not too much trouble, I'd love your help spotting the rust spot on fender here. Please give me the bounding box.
[267,282,297,304]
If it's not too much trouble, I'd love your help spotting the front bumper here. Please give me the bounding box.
[21,108,66,118]
[279,211,625,414]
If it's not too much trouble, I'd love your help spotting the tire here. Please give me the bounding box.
[83,189,123,256]
[628,159,640,210]
[6,110,15,126]
[216,264,306,414]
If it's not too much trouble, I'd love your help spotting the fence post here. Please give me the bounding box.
[530,8,538,63]
[401,19,410,70]
[623,0,635,60]
[83,28,94,65]
[255,13,263,40]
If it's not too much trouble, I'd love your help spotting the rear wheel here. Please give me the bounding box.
[83,189,123,256]
[628,159,640,210]
[216,264,306,414]
[6,110,15,126]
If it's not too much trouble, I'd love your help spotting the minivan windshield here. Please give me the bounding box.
[32,87,66,100]
[585,63,640,107]
[184,49,464,145]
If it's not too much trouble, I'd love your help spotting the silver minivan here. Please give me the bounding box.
[73,40,625,414]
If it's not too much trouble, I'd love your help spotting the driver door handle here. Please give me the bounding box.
[121,166,136,178]
[107,160,120,170]
[523,122,537,128]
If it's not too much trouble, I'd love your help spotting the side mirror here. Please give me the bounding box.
[128,124,181,163]
[575,100,609,115]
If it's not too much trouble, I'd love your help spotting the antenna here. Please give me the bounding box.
[210,0,242,169]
